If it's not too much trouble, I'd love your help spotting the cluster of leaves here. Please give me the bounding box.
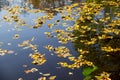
[0,2,81,80]
[72,0,120,80]
[1,0,120,80]
[43,1,120,79]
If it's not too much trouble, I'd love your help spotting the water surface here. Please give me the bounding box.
[0,0,84,80]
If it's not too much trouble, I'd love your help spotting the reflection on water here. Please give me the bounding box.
[0,0,84,80]
[27,0,80,9]
[1,0,85,9]
[0,0,8,9]
[0,0,85,14]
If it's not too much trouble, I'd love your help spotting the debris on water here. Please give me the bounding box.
[68,72,73,75]
[18,78,23,80]
[7,50,14,54]
[0,49,7,56]
[49,76,56,80]
[45,45,54,51]
[18,38,37,51]
[24,68,38,74]
[38,77,46,80]
[22,65,27,68]
[13,34,20,39]
[24,70,31,74]
[42,73,51,76]
[39,72,43,75]
[29,52,46,65]
[44,32,51,38]
[7,43,12,45]
[56,67,61,69]
[31,68,38,73]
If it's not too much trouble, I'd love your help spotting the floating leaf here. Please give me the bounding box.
[49,76,56,80]
[68,72,73,75]
[42,73,51,76]
[30,52,46,65]
[7,50,14,54]
[13,34,20,39]
[84,75,92,80]
[18,78,23,80]
[38,77,46,80]
[82,66,98,76]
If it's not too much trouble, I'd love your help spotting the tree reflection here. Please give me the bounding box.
[26,0,83,13]
[0,0,84,14]
[26,0,70,9]
[0,0,9,9]
[73,1,120,79]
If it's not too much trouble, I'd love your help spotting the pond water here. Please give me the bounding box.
[0,0,84,80]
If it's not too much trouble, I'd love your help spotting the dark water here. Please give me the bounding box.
[0,0,84,80]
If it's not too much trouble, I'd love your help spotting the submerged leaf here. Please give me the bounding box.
[83,66,98,76]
